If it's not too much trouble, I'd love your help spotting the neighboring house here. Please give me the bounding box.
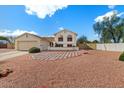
[0,40,7,48]
[15,29,79,51]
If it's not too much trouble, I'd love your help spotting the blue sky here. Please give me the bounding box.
[0,5,124,41]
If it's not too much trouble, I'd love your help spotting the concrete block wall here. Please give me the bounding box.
[96,43,124,52]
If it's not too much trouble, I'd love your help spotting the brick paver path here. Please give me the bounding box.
[32,51,84,61]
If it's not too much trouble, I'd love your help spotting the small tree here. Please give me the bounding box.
[7,36,15,44]
[92,40,99,43]
[77,35,88,45]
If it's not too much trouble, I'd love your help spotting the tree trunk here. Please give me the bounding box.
[111,33,117,43]
[117,31,122,43]
[109,26,117,43]
[110,30,117,43]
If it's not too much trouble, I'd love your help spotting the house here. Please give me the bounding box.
[15,29,79,51]
[0,40,8,48]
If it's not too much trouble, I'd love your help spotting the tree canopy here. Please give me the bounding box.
[93,11,124,43]
[77,35,88,44]
[0,36,11,44]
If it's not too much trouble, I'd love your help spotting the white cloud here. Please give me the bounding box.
[108,5,116,9]
[25,5,68,19]
[117,12,124,17]
[59,27,64,30]
[95,10,124,22]
[0,29,37,37]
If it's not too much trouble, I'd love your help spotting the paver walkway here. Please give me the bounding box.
[32,51,84,61]
[0,51,28,61]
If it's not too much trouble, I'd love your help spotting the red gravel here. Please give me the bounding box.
[0,50,124,88]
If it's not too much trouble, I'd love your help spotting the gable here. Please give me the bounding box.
[15,33,41,41]
[54,29,77,36]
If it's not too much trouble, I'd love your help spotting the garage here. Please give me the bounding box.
[18,41,38,51]
[15,33,41,51]
[15,33,52,51]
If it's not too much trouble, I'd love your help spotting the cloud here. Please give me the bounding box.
[94,10,124,22]
[117,12,124,17]
[59,27,64,30]
[25,5,68,19]
[108,5,116,9]
[0,29,37,37]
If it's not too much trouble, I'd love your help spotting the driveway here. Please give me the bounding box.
[0,49,14,53]
[0,51,28,61]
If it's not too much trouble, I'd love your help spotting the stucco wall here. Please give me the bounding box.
[55,30,77,47]
[40,40,49,50]
[15,33,41,50]
[96,43,124,52]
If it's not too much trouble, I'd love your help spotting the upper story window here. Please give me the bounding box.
[58,35,63,42]
[67,35,72,42]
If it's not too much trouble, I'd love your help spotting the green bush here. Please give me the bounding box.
[119,52,124,61]
[29,47,40,53]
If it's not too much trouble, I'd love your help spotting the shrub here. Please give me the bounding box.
[29,47,40,53]
[119,52,124,61]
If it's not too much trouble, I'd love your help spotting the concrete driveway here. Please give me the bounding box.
[0,51,28,61]
[0,49,14,53]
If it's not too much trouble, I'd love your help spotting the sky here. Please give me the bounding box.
[0,5,124,41]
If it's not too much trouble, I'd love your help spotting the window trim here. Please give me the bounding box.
[67,35,72,42]
[58,35,63,42]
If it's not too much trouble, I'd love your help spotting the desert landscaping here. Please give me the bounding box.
[1,5,124,88]
[0,49,124,88]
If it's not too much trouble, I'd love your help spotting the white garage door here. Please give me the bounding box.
[18,41,38,50]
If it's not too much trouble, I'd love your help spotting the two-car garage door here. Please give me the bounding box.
[18,41,38,51]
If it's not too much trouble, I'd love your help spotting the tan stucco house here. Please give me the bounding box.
[15,29,79,51]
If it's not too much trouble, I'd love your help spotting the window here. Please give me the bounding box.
[55,44,63,47]
[67,35,72,42]
[50,42,53,47]
[67,44,72,47]
[58,35,63,42]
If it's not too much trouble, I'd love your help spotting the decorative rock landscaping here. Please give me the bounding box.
[32,50,84,61]
[0,69,13,78]
[0,50,123,88]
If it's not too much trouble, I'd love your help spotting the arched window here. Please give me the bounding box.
[58,35,63,42]
[67,35,72,41]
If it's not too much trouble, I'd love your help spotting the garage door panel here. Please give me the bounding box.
[18,41,38,50]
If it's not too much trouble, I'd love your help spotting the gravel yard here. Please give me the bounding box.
[0,50,123,88]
